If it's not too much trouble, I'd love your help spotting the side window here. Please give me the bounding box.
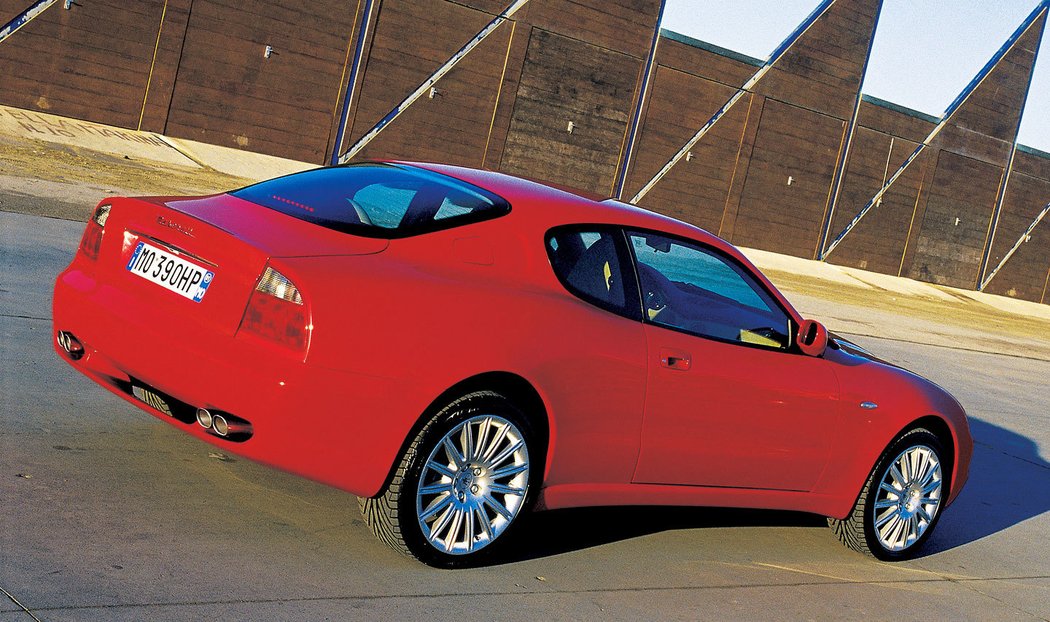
[546,227,638,320]
[628,231,791,349]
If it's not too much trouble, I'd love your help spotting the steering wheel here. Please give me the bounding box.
[637,263,673,320]
[644,287,667,316]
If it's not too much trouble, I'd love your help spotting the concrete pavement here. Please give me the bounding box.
[2,104,1049,620]
[2,205,1050,621]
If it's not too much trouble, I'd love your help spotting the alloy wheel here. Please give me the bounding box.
[872,444,942,552]
[415,414,530,555]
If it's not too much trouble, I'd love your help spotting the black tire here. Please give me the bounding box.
[829,428,948,561]
[360,390,540,568]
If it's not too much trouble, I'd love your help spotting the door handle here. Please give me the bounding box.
[659,348,691,371]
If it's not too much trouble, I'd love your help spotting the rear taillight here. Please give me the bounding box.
[79,204,111,260]
[240,266,311,353]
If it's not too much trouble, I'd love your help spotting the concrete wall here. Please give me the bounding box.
[0,0,1046,302]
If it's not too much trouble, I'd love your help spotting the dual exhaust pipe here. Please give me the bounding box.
[58,330,253,441]
[56,331,85,360]
[196,408,252,440]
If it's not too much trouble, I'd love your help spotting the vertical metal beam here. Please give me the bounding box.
[977,5,1045,287]
[822,2,1049,260]
[330,0,379,166]
[137,0,171,131]
[0,0,58,45]
[977,145,1018,288]
[815,0,884,259]
[1042,266,1050,304]
[337,0,532,165]
[629,0,837,205]
[980,200,1050,291]
[480,19,517,169]
[612,0,667,199]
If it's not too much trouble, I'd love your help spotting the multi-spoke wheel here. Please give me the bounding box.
[829,428,948,561]
[360,390,538,567]
[871,444,942,552]
[416,413,530,555]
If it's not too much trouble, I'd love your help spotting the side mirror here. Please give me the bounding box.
[797,319,828,357]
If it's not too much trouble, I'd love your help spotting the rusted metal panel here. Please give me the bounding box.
[730,99,845,258]
[625,64,751,232]
[500,28,640,195]
[904,151,1004,288]
[342,0,521,167]
[163,0,356,162]
[0,0,166,127]
[982,175,1050,301]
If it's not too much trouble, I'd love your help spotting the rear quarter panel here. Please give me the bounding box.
[285,216,649,495]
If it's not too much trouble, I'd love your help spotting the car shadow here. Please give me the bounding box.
[498,416,1047,564]
[500,505,824,564]
[920,415,1050,556]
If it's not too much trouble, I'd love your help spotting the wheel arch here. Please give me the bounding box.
[898,414,958,499]
[372,371,552,497]
[828,413,959,521]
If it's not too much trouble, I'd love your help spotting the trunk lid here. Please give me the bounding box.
[158,194,390,257]
[96,194,386,338]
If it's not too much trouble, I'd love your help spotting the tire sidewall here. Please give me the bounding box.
[862,429,948,561]
[398,392,540,568]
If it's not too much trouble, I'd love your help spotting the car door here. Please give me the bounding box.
[627,230,841,492]
[542,226,649,486]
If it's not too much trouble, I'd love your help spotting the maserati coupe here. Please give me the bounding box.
[53,161,972,567]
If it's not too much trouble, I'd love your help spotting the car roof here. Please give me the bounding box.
[400,160,732,250]
[392,161,803,323]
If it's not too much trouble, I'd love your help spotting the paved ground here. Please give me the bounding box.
[2,205,1049,620]
[1,118,1049,619]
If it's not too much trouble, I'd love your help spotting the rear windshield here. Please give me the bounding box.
[231,163,510,238]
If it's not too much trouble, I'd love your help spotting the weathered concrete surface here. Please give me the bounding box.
[0,105,315,181]
[2,204,1049,621]
[0,106,199,169]
[2,124,1048,620]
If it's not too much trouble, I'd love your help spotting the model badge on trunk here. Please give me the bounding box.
[157,215,195,237]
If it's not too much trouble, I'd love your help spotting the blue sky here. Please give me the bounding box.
[661,0,1050,152]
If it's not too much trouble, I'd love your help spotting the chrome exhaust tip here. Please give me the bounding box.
[196,408,213,429]
[56,331,85,360]
[195,408,252,440]
[209,413,252,439]
[212,414,229,437]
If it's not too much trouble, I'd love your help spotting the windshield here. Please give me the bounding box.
[231,163,511,238]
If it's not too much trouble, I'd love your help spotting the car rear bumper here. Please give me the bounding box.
[53,265,412,497]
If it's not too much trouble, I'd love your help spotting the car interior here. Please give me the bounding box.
[547,228,791,350]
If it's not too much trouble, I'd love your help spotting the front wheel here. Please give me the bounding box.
[829,428,948,561]
[360,391,538,567]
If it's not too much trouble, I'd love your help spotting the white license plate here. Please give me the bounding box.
[126,240,215,302]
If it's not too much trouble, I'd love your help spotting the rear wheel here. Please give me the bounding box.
[829,429,947,561]
[360,391,537,567]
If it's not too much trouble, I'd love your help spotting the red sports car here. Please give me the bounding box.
[53,161,972,567]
